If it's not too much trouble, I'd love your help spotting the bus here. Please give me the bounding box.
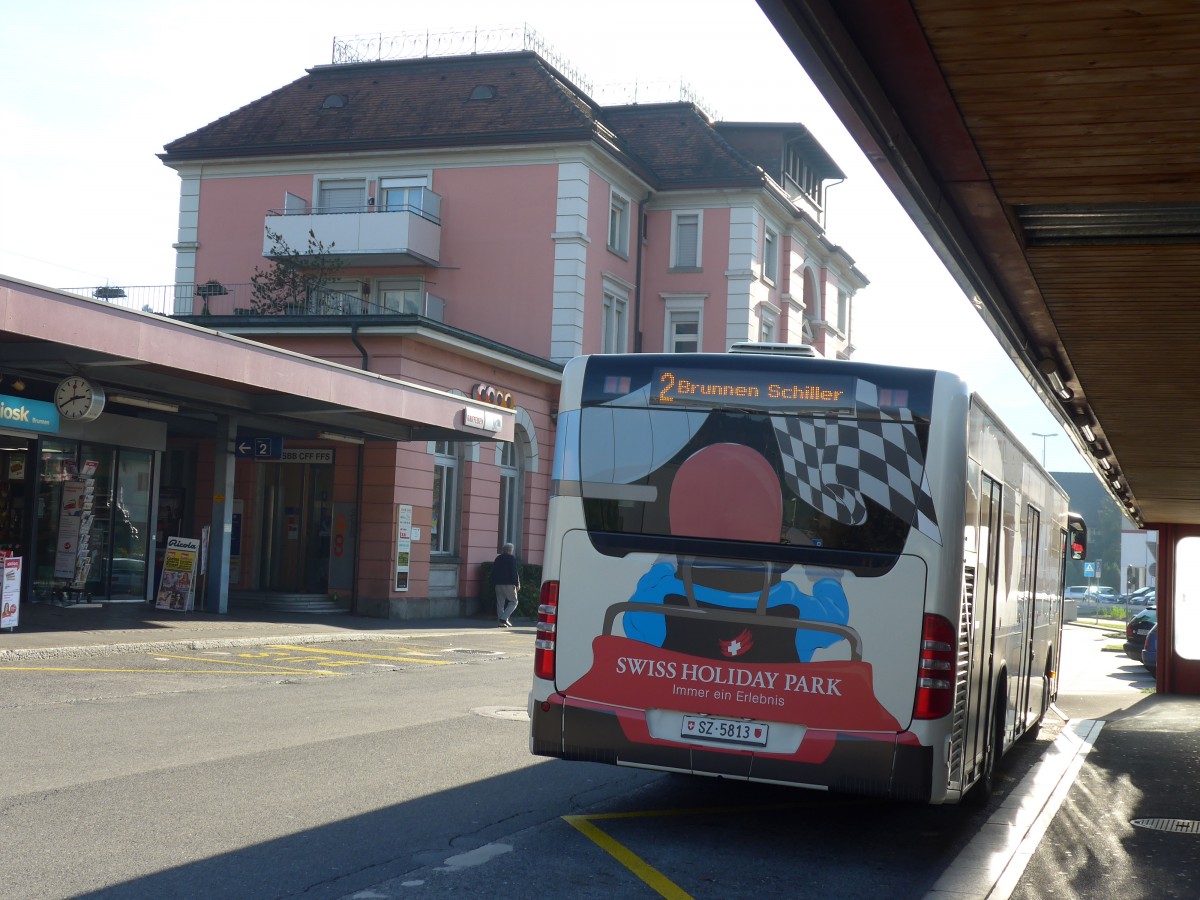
[529,347,1087,804]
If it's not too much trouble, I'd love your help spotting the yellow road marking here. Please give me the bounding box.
[264,644,453,665]
[0,666,307,675]
[563,802,825,899]
[155,653,340,675]
[564,815,692,900]
[349,643,441,656]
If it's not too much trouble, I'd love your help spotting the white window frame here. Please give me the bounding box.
[379,176,428,214]
[602,282,630,354]
[661,294,707,353]
[670,210,703,270]
[763,226,779,285]
[759,307,778,344]
[315,178,367,214]
[430,440,460,556]
[608,189,631,257]
[496,439,523,554]
[837,289,850,335]
[376,277,425,314]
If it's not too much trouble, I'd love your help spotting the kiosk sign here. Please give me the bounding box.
[155,536,201,611]
[1,556,20,628]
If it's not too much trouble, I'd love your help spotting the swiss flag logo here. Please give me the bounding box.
[720,628,754,658]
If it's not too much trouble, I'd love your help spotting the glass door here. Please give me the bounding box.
[258,462,333,593]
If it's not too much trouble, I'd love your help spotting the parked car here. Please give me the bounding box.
[1127,587,1156,605]
[1124,607,1158,660]
[1088,586,1118,602]
[1141,624,1158,673]
[1065,585,1091,601]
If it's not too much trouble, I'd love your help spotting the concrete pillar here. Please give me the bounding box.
[206,415,237,613]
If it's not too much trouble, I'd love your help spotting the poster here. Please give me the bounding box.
[1,557,20,628]
[54,482,86,578]
[155,536,201,611]
[395,504,412,592]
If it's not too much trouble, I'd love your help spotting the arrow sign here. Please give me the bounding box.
[235,437,281,458]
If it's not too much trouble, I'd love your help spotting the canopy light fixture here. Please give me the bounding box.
[1098,457,1112,471]
[1035,357,1073,402]
[109,393,180,413]
[1071,412,1097,444]
[318,431,365,444]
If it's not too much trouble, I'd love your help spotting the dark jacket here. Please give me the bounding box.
[492,551,520,587]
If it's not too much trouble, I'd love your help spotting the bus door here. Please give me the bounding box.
[965,474,1002,785]
[1013,506,1041,729]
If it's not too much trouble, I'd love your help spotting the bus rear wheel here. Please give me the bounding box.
[966,686,1006,806]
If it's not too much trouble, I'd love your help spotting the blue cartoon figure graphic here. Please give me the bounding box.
[619,442,851,663]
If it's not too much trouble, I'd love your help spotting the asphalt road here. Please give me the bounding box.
[0,624,1145,899]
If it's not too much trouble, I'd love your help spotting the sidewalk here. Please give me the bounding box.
[0,599,504,661]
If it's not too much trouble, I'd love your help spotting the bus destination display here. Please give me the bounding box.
[651,368,856,411]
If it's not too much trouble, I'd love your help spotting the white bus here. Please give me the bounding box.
[529,348,1087,804]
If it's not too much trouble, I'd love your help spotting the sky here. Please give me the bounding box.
[0,0,1090,474]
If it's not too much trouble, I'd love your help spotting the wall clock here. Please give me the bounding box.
[54,376,106,422]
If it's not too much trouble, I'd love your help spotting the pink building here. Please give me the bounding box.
[151,44,867,619]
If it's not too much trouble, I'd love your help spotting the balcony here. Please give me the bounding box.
[60,283,446,322]
[265,191,443,266]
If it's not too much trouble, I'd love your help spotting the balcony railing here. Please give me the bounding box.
[266,190,443,266]
[59,283,446,322]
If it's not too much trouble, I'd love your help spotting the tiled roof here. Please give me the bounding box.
[161,52,600,159]
[160,51,793,195]
[599,104,764,189]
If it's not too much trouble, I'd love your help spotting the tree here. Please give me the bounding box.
[250,228,345,314]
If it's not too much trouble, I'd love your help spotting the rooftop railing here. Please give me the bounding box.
[60,283,446,322]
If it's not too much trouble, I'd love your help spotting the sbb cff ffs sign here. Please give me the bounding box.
[471,383,515,409]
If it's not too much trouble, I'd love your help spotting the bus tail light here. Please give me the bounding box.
[914,613,956,719]
[533,581,559,681]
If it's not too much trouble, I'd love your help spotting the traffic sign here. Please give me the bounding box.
[234,437,283,459]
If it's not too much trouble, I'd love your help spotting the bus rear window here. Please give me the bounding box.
[574,404,936,556]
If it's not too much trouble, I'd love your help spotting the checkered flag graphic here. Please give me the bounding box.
[771,380,941,544]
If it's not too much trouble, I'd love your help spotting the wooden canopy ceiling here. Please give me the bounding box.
[758,0,1200,526]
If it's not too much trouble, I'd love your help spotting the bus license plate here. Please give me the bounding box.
[681,715,769,747]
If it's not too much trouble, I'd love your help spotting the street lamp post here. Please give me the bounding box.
[1033,431,1058,467]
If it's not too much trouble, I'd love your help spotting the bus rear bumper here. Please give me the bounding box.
[530,694,933,802]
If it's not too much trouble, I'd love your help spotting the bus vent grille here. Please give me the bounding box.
[947,565,976,787]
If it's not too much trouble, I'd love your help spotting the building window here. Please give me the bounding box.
[784,147,823,206]
[431,441,459,555]
[760,308,777,343]
[667,309,700,352]
[609,191,630,256]
[602,286,629,353]
[763,227,779,284]
[376,278,425,314]
[379,177,426,214]
[671,211,702,269]
[498,440,522,553]
[316,178,366,213]
[837,290,850,335]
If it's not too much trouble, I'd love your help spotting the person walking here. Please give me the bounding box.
[493,542,520,627]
